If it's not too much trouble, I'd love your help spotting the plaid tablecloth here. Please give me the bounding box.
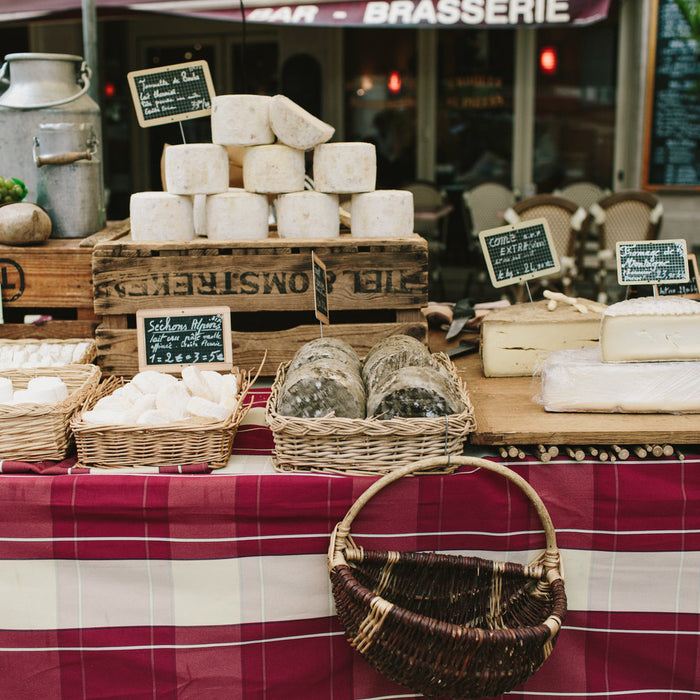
[0,391,698,699]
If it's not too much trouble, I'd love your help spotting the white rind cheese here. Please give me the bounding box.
[205,189,270,240]
[480,299,603,377]
[601,296,700,362]
[275,191,339,239]
[164,144,230,195]
[130,192,195,242]
[269,94,334,151]
[540,345,700,413]
[211,94,275,146]
[350,190,414,238]
[243,144,306,194]
[313,142,376,194]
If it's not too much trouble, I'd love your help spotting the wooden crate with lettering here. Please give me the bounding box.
[92,232,429,376]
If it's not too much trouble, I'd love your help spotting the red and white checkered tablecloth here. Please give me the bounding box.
[0,388,698,699]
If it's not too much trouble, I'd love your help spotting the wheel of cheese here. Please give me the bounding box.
[164,143,230,195]
[211,95,274,146]
[130,192,195,242]
[287,337,362,375]
[362,334,433,393]
[313,143,377,194]
[243,144,306,194]
[205,189,270,240]
[350,190,414,238]
[277,358,366,419]
[269,94,335,151]
[275,191,339,239]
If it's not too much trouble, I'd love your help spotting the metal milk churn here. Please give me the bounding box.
[0,52,106,236]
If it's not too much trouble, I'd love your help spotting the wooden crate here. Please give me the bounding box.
[93,232,429,376]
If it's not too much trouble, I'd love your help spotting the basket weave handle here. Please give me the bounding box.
[330,455,562,580]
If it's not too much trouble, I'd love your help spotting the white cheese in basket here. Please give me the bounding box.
[350,190,414,238]
[275,191,339,239]
[211,94,274,146]
[243,144,306,194]
[313,142,377,194]
[130,192,195,242]
[269,94,334,151]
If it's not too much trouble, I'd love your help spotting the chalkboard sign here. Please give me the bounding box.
[312,252,329,324]
[616,239,689,285]
[136,306,232,373]
[478,218,560,288]
[127,60,215,128]
[656,253,700,297]
[643,0,700,190]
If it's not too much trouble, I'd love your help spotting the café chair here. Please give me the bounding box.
[556,181,609,209]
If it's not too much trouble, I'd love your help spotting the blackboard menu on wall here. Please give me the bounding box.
[643,0,700,190]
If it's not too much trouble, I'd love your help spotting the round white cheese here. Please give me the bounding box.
[275,191,339,239]
[0,377,13,403]
[206,189,269,240]
[313,143,376,194]
[27,376,69,402]
[130,192,195,242]
[350,190,414,238]
[243,144,306,194]
[164,143,230,195]
[269,94,335,151]
[211,94,274,146]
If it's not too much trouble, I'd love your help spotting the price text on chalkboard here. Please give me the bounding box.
[478,218,560,288]
[616,239,689,285]
[312,252,329,324]
[127,60,215,128]
[656,253,700,297]
[136,306,232,373]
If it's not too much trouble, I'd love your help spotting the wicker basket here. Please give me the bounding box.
[0,338,96,367]
[71,368,252,469]
[266,352,476,475]
[0,363,101,461]
[328,455,567,699]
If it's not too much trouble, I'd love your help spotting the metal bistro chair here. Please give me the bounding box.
[590,189,664,303]
[503,193,589,300]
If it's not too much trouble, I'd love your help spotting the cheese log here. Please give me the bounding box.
[540,346,700,413]
[164,143,230,195]
[275,191,339,239]
[211,94,274,146]
[243,144,305,194]
[130,192,195,242]
[480,299,603,377]
[269,94,334,151]
[601,296,700,362]
[350,190,414,238]
[206,189,269,240]
[313,143,376,194]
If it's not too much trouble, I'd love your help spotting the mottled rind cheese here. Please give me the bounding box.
[350,190,414,238]
[269,94,334,151]
[601,296,700,362]
[362,334,433,394]
[480,299,603,377]
[206,189,269,240]
[211,94,274,146]
[243,144,306,194]
[130,192,195,242]
[313,142,377,194]
[275,191,339,239]
[164,143,230,195]
[288,338,362,375]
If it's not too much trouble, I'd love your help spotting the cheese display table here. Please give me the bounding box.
[0,388,698,700]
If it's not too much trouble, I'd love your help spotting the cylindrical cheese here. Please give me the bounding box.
[164,143,230,195]
[211,94,274,146]
[243,145,306,194]
[275,191,339,239]
[313,143,376,194]
[27,376,69,403]
[269,94,335,151]
[350,190,414,238]
[130,192,195,242]
[0,377,13,403]
[206,189,269,240]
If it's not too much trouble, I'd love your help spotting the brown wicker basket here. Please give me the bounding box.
[266,353,476,475]
[0,363,101,461]
[71,368,252,469]
[328,455,567,699]
[0,338,96,367]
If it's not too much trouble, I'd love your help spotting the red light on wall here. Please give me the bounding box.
[539,46,557,75]
[387,70,401,94]
[104,82,116,98]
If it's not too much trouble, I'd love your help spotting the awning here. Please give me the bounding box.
[0,0,612,28]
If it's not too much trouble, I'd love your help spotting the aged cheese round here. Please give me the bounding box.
[269,94,335,151]
[130,192,195,242]
[277,358,365,419]
[366,365,464,419]
[313,143,376,194]
[243,144,306,194]
[165,143,230,195]
[205,189,269,240]
[287,337,362,375]
[275,191,339,239]
[362,334,433,393]
[350,190,414,238]
[211,94,274,146]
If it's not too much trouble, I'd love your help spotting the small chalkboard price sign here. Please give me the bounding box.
[312,252,329,324]
[478,218,560,288]
[127,60,215,128]
[655,253,700,298]
[616,239,689,286]
[136,306,232,373]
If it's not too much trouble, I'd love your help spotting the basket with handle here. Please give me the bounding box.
[328,455,567,699]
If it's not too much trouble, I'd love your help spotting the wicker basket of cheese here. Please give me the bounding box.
[0,338,96,368]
